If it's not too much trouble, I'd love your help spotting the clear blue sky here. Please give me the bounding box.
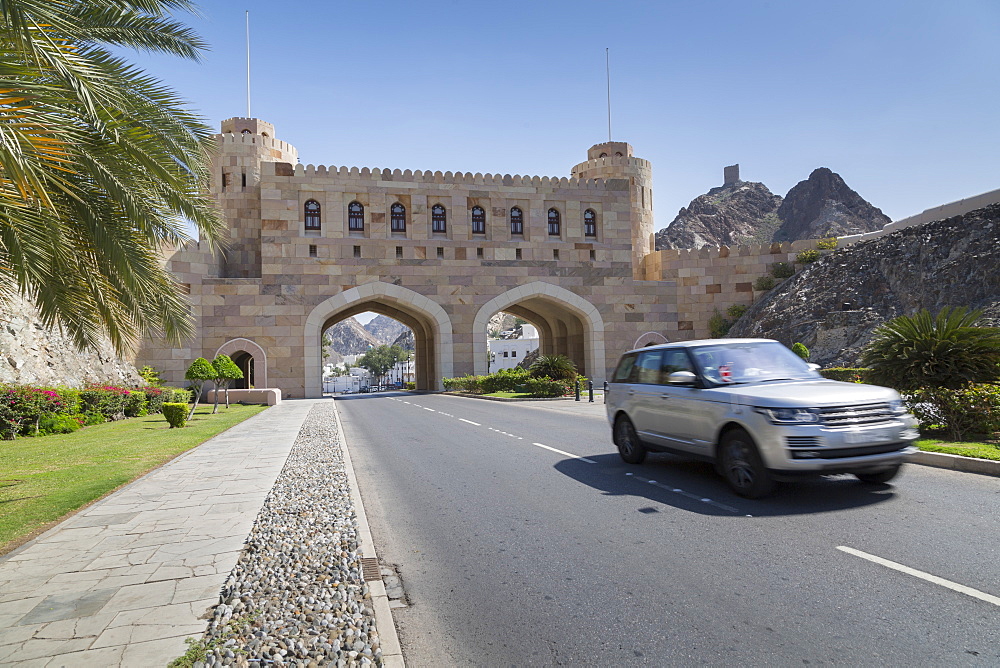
[136,0,999,228]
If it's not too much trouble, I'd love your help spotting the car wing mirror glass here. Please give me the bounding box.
[667,370,697,385]
[807,363,821,371]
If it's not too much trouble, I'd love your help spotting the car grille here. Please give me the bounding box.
[819,402,896,427]
[786,436,822,448]
[790,443,909,460]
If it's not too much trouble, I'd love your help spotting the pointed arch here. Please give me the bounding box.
[473,281,605,380]
[304,282,454,396]
[216,338,268,388]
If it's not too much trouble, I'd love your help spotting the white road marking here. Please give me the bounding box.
[459,419,481,426]
[532,442,597,464]
[837,546,1000,607]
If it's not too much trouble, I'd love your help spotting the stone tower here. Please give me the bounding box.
[570,141,654,277]
[211,118,298,277]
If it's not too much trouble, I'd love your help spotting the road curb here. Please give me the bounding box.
[910,450,1000,477]
[332,398,406,668]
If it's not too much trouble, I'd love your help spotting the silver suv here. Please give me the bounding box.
[606,339,919,498]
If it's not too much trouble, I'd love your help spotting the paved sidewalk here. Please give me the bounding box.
[0,399,318,667]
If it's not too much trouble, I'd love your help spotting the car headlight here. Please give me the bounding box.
[755,407,821,424]
[888,399,907,415]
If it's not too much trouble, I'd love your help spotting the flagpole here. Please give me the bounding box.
[606,48,612,142]
[246,11,251,117]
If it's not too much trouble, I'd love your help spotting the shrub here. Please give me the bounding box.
[38,415,83,436]
[405,382,416,390]
[819,368,872,383]
[142,387,168,414]
[860,307,1000,391]
[770,262,794,279]
[185,357,216,419]
[753,275,775,291]
[816,237,839,250]
[904,385,1000,441]
[726,304,748,320]
[170,388,193,404]
[529,354,577,381]
[80,386,130,421]
[481,368,531,393]
[791,342,810,360]
[123,390,147,418]
[709,310,731,338]
[162,403,188,428]
[138,365,164,387]
[796,249,821,263]
[82,412,106,426]
[523,378,566,398]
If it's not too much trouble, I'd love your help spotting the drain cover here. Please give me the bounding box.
[361,557,382,581]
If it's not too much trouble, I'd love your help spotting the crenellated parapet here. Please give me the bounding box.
[569,155,652,178]
[213,131,298,160]
[261,161,628,191]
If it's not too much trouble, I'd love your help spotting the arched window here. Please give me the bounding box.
[348,201,364,231]
[431,204,447,233]
[390,203,406,232]
[615,151,623,157]
[471,206,486,234]
[584,209,597,237]
[241,129,252,135]
[510,207,524,235]
[547,208,561,236]
[304,200,321,230]
[599,152,607,158]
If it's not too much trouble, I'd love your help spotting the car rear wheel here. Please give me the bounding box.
[855,465,902,484]
[614,416,647,464]
[719,429,774,498]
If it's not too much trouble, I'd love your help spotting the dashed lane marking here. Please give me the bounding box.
[532,442,597,464]
[459,419,481,426]
[837,546,1000,607]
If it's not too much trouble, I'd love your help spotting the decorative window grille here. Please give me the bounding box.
[348,201,365,231]
[471,206,486,234]
[391,203,406,232]
[510,207,524,235]
[584,209,597,237]
[432,204,447,233]
[304,200,321,230]
[547,208,561,236]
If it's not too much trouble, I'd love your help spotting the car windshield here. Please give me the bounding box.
[690,341,819,386]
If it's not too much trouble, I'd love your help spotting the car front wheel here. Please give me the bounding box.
[719,428,774,498]
[614,416,647,464]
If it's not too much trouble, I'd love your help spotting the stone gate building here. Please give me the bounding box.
[138,117,817,397]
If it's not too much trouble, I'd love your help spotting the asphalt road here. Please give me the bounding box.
[335,392,1000,667]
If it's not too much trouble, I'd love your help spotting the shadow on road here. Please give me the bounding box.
[554,452,899,518]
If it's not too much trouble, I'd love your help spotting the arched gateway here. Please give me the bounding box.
[304,282,454,397]
[136,117,685,397]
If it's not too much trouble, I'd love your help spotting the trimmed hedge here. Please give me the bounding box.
[162,402,188,429]
[819,368,872,383]
[904,384,1000,441]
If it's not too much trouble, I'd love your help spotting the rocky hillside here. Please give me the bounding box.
[655,168,888,250]
[363,315,407,345]
[773,168,890,241]
[391,329,415,351]
[325,317,380,357]
[1,293,140,386]
[727,203,1000,367]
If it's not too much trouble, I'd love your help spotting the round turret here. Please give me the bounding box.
[571,142,654,276]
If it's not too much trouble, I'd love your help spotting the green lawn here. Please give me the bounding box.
[0,404,268,554]
[916,438,1000,461]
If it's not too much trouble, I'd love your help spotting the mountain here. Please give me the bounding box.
[773,168,890,241]
[325,317,380,357]
[727,203,1000,366]
[391,329,415,351]
[655,180,782,250]
[655,168,888,250]
[363,315,407,345]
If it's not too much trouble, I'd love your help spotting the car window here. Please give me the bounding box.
[630,350,663,384]
[612,353,637,382]
[661,349,694,379]
[692,341,817,385]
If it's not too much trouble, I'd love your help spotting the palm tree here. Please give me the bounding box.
[0,0,223,354]
[860,307,1000,390]
[529,354,577,381]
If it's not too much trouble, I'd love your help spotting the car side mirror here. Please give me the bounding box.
[807,363,821,371]
[667,370,698,385]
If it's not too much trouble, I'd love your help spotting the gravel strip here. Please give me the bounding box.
[194,401,381,667]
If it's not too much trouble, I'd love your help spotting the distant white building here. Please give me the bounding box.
[488,324,539,372]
